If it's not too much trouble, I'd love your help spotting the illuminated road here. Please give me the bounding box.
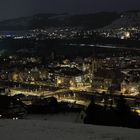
[9,87,140,109]
[10,88,73,97]
[10,88,91,106]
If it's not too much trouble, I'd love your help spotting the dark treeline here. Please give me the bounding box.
[1,38,140,58]
[84,95,140,129]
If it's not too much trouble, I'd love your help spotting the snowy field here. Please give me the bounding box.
[25,112,80,123]
[0,119,140,140]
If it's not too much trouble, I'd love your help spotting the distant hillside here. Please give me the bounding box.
[0,12,119,30]
[102,10,140,30]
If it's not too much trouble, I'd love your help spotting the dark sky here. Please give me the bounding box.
[0,0,139,21]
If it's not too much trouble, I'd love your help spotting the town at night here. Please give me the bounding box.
[0,0,140,140]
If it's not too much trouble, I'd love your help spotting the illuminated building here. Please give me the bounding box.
[93,68,122,93]
[121,81,140,96]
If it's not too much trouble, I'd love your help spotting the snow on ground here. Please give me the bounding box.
[25,112,79,123]
[0,119,140,140]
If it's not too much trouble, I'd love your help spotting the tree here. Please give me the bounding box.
[116,94,130,114]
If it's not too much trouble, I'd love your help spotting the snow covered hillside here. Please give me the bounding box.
[0,119,140,140]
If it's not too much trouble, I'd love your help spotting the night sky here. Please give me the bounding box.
[0,0,140,21]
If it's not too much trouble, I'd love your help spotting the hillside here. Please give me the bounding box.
[0,119,140,140]
[0,12,119,30]
[103,10,140,30]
